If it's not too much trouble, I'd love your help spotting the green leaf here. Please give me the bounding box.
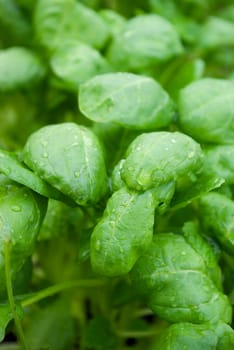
[0,47,45,92]
[84,316,117,350]
[170,164,224,210]
[91,187,155,276]
[0,0,31,46]
[50,41,111,92]
[130,233,232,324]
[178,78,234,144]
[182,221,223,290]
[79,73,175,130]
[34,0,110,51]
[24,297,76,350]
[151,321,234,350]
[0,304,13,342]
[160,57,205,101]
[204,145,234,185]
[0,149,76,206]
[99,9,126,36]
[121,131,204,192]
[0,177,47,294]
[107,14,183,71]
[198,17,234,49]
[199,192,234,255]
[23,123,108,206]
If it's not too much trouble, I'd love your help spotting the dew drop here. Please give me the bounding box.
[74,171,80,178]
[4,167,11,176]
[188,151,195,159]
[41,140,48,147]
[11,205,21,212]
[43,152,48,158]
[171,138,176,143]
[95,240,101,251]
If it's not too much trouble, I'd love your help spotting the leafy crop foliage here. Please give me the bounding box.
[1,0,234,349]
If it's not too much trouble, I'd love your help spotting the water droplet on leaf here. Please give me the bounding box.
[11,205,21,212]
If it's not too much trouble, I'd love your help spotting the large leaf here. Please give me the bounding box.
[79,73,175,130]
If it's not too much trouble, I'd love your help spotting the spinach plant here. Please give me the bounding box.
[1,0,234,349]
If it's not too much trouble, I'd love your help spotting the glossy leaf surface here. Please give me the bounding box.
[79,73,175,130]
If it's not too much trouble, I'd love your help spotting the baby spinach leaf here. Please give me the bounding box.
[130,233,232,324]
[0,177,47,294]
[79,73,175,130]
[170,164,224,210]
[199,192,234,255]
[91,187,155,276]
[23,123,108,205]
[34,0,110,52]
[24,297,76,350]
[84,316,118,350]
[99,9,126,37]
[150,322,234,350]
[0,304,13,342]
[0,47,45,92]
[0,149,76,206]
[178,78,234,144]
[198,17,234,50]
[0,0,31,46]
[159,57,205,101]
[50,41,111,92]
[121,131,204,192]
[204,145,234,184]
[107,14,183,72]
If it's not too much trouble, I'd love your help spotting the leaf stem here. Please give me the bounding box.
[21,279,107,307]
[117,329,157,338]
[4,240,29,350]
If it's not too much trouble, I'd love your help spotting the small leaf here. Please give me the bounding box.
[25,297,76,350]
[91,187,155,276]
[34,0,110,51]
[0,177,47,294]
[23,123,108,205]
[50,41,111,92]
[107,14,183,71]
[178,78,234,144]
[0,47,45,92]
[0,304,13,342]
[0,149,75,206]
[121,131,204,192]
[84,316,117,350]
[198,17,234,49]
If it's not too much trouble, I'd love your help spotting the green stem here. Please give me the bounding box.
[22,279,107,307]
[4,240,29,350]
[117,329,157,338]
